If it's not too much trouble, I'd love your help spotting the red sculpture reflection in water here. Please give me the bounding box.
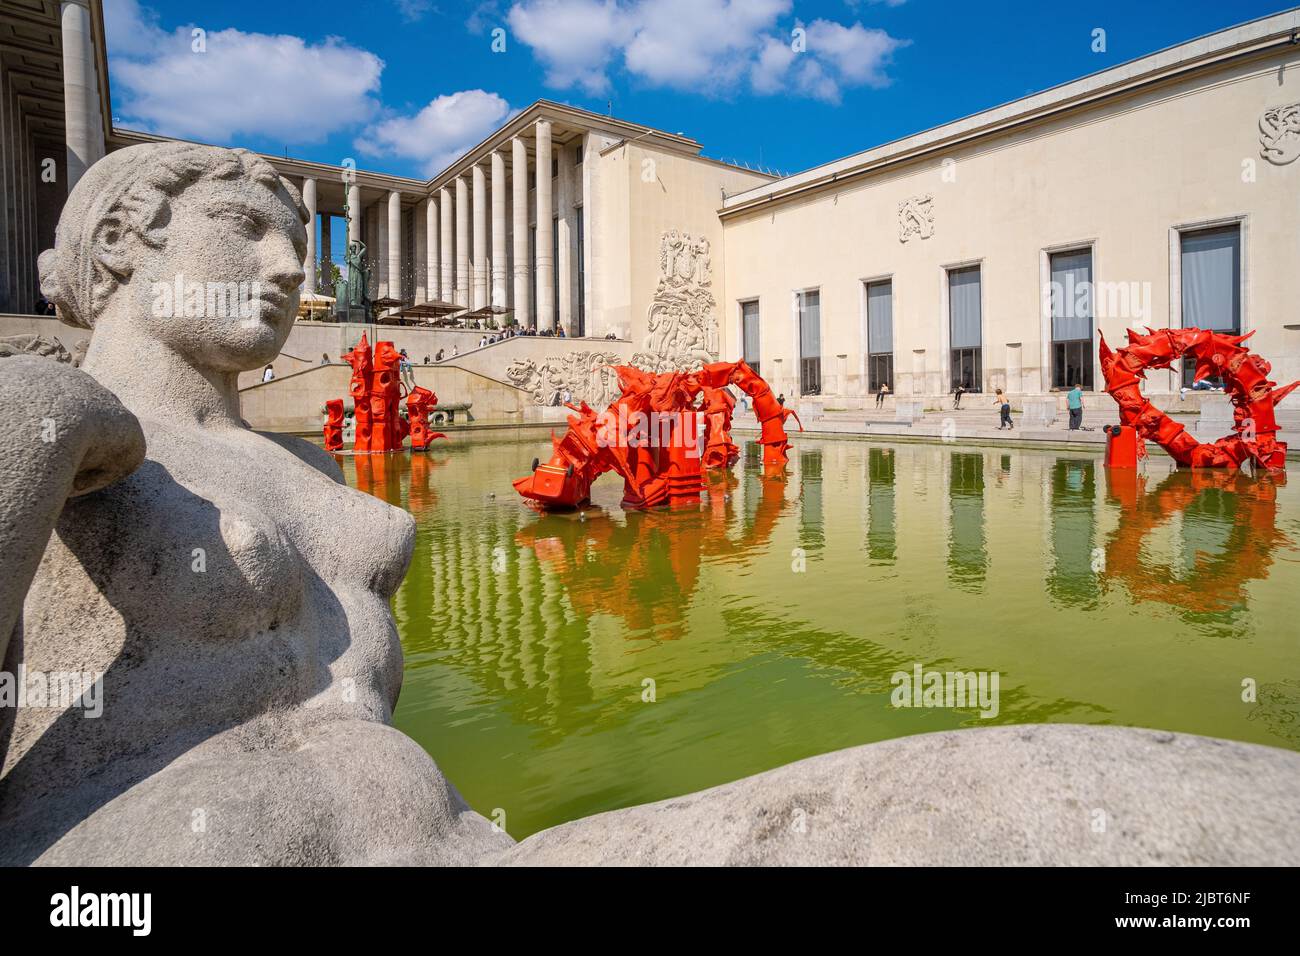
[1103,467,1289,614]
[515,463,790,640]
[514,360,799,509]
[1099,327,1297,470]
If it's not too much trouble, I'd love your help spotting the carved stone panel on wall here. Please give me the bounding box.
[898,195,934,243]
[505,350,623,408]
[630,229,718,373]
[1259,102,1300,166]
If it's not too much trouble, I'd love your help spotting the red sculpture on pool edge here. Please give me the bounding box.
[326,332,446,454]
[1099,327,1297,470]
[513,360,800,510]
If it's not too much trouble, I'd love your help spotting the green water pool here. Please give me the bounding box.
[335,434,1300,839]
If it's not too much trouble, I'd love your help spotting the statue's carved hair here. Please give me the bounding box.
[38,143,307,329]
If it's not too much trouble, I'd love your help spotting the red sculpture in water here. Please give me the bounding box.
[323,398,345,452]
[405,385,446,451]
[1099,327,1297,471]
[514,360,799,510]
[329,333,445,454]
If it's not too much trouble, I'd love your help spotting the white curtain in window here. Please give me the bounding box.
[799,291,821,359]
[742,301,760,364]
[867,281,893,354]
[1050,250,1092,342]
[948,267,981,349]
[1182,227,1240,332]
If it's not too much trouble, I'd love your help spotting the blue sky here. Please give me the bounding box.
[104,0,1298,182]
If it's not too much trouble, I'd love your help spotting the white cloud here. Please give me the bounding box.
[395,0,436,21]
[505,0,907,102]
[622,0,789,90]
[357,91,516,177]
[805,19,908,89]
[104,0,383,144]
[507,0,636,94]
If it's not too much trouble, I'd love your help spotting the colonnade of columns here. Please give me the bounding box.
[295,119,582,331]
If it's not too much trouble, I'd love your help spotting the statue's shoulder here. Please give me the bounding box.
[255,429,344,483]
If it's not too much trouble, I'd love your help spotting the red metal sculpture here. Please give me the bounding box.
[329,333,445,454]
[405,385,446,451]
[514,360,799,510]
[1099,327,1297,470]
[323,398,345,452]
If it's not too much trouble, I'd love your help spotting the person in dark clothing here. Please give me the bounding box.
[1067,383,1084,430]
[952,383,965,409]
[876,382,890,409]
[777,393,785,406]
[994,388,1013,429]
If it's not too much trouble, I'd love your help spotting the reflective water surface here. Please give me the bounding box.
[337,435,1300,838]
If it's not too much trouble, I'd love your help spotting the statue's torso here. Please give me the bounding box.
[3,418,415,802]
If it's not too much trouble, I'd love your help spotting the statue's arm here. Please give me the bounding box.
[0,356,145,665]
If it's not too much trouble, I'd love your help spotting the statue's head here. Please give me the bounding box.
[39,143,308,371]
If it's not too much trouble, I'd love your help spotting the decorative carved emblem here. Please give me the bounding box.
[898,194,934,243]
[630,229,718,373]
[1259,102,1300,166]
[505,350,623,408]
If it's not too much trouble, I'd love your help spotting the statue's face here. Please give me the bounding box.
[130,173,305,371]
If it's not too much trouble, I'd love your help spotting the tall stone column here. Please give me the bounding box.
[439,186,453,302]
[376,201,389,298]
[413,198,428,302]
[387,190,402,304]
[60,0,103,192]
[347,183,360,246]
[472,163,487,312]
[320,215,332,291]
[426,196,438,301]
[455,176,469,308]
[511,137,530,325]
[491,151,508,311]
[301,177,317,293]
[535,119,554,331]
[556,145,572,334]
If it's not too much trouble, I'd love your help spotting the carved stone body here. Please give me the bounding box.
[0,143,508,865]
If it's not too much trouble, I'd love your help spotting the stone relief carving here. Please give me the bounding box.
[506,350,623,407]
[630,229,718,373]
[898,194,935,243]
[1259,101,1300,166]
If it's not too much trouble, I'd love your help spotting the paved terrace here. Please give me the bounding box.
[733,396,1300,459]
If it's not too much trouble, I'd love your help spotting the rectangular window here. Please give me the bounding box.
[575,206,585,337]
[866,280,893,393]
[1050,249,1093,390]
[948,265,982,392]
[798,289,821,396]
[575,144,583,165]
[551,157,558,179]
[1180,225,1241,387]
[741,300,760,377]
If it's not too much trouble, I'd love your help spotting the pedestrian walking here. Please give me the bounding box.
[994,388,1013,429]
[1067,382,1084,430]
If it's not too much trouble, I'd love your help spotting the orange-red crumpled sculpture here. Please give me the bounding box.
[513,360,800,510]
[1099,327,1296,471]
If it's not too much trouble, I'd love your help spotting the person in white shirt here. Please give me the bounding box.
[262,364,274,382]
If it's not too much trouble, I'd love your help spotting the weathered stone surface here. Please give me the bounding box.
[0,355,145,669]
[0,143,510,866]
[499,724,1300,866]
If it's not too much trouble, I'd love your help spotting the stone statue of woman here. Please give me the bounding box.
[0,143,508,865]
